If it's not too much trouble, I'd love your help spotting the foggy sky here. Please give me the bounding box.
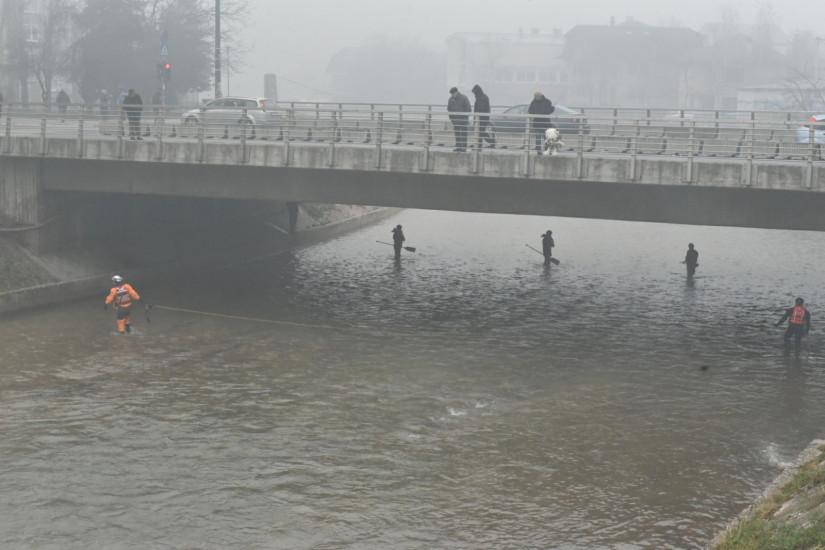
[231,0,825,100]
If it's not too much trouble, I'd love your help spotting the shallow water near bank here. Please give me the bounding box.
[1,210,825,549]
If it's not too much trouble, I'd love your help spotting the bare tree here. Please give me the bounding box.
[30,0,78,106]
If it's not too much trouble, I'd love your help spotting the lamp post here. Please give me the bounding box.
[214,0,221,98]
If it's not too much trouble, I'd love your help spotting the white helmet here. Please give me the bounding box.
[112,275,123,284]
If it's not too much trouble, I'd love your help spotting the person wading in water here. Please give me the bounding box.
[776,297,811,352]
[392,225,406,261]
[104,275,142,334]
[684,243,699,278]
[541,230,555,266]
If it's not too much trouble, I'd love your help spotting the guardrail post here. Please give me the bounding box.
[117,114,125,159]
[376,111,383,169]
[629,120,639,181]
[240,108,248,164]
[685,121,695,184]
[329,109,338,167]
[576,119,584,179]
[77,113,85,158]
[198,117,205,163]
[5,112,12,154]
[522,114,531,176]
[426,107,433,147]
[283,109,292,166]
[40,116,47,156]
[807,124,816,189]
[155,108,164,160]
[395,105,403,145]
[745,120,755,187]
[472,113,481,174]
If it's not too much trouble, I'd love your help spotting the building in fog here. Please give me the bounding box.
[446,30,568,107]
[563,20,703,108]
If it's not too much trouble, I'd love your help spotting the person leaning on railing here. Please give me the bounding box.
[528,91,555,154]
[447,87,471,152]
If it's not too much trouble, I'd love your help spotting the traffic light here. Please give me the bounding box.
[161,62,172,82]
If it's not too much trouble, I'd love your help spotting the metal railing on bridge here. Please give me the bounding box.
[1,103,824,166]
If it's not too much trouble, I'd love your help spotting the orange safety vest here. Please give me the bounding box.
[107,284,140,308]
[789,305,807,325]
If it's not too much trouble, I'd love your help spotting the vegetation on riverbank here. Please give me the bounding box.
[713,444,825,550]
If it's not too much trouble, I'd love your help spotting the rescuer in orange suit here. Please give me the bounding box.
[775,297,811,348]
[105,275,142,334]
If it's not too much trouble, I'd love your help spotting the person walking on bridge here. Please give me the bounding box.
[391,224,406,261]
[776,297,811,349]
[541,230,555,266]
[471,84,495,149]
[122,89,144,140]
[448,87,471,152]
[684,243,699,278]
[105,275,142,334]
[528,91,555,154]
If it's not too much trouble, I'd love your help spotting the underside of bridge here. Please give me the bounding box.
[17,157,825,233]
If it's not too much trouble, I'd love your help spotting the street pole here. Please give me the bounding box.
[214,0,222,99]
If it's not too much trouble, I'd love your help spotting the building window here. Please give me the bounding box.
[495,69,513,82]
[517,70,536,82]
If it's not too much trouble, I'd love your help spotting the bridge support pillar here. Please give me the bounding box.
[0,157,51,252]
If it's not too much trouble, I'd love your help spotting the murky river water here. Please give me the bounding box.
[2,210,825,549]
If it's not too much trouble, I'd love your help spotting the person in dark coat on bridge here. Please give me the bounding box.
[392,224,406,261]
[56,89,70,120]
[683,243,699,278]
[447,87,471,152]
[541,230,555,266]
[528,91,555,153]
[471,84,495,149]
[122,89,144,140]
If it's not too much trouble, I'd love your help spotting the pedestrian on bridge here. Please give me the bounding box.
[392,224,406,261]
[448,87,471,152]
[56,89,70,120]
[683,243,699,278]
[122,89,144,140]
[104,275,142,335]
[471,84,496,149]
[528,92,555,154]
[776,297,811,350]
[0,91,4,119]
[541,230,555,266]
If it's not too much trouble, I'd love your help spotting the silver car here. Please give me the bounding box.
[182,97,282,138]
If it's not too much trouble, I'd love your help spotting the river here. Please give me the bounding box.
[2,209,824,549]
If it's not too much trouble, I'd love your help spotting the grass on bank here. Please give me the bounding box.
[715,446,825,550]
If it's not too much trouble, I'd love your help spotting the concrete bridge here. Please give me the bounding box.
[2,104,825,234]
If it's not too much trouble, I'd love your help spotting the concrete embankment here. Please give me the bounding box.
[709,439,825,549]
[0,204,397,315]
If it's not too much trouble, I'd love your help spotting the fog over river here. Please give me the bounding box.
[2,210,824,549]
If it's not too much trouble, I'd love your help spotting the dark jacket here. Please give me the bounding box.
[528,95,555,128]
[472,87,491,120]
[448,92,471,120]
[56,90,70,105]
[392,227,405,246]
[542,233,555,254]
[685,248,699,267]
[122,92,143,113]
